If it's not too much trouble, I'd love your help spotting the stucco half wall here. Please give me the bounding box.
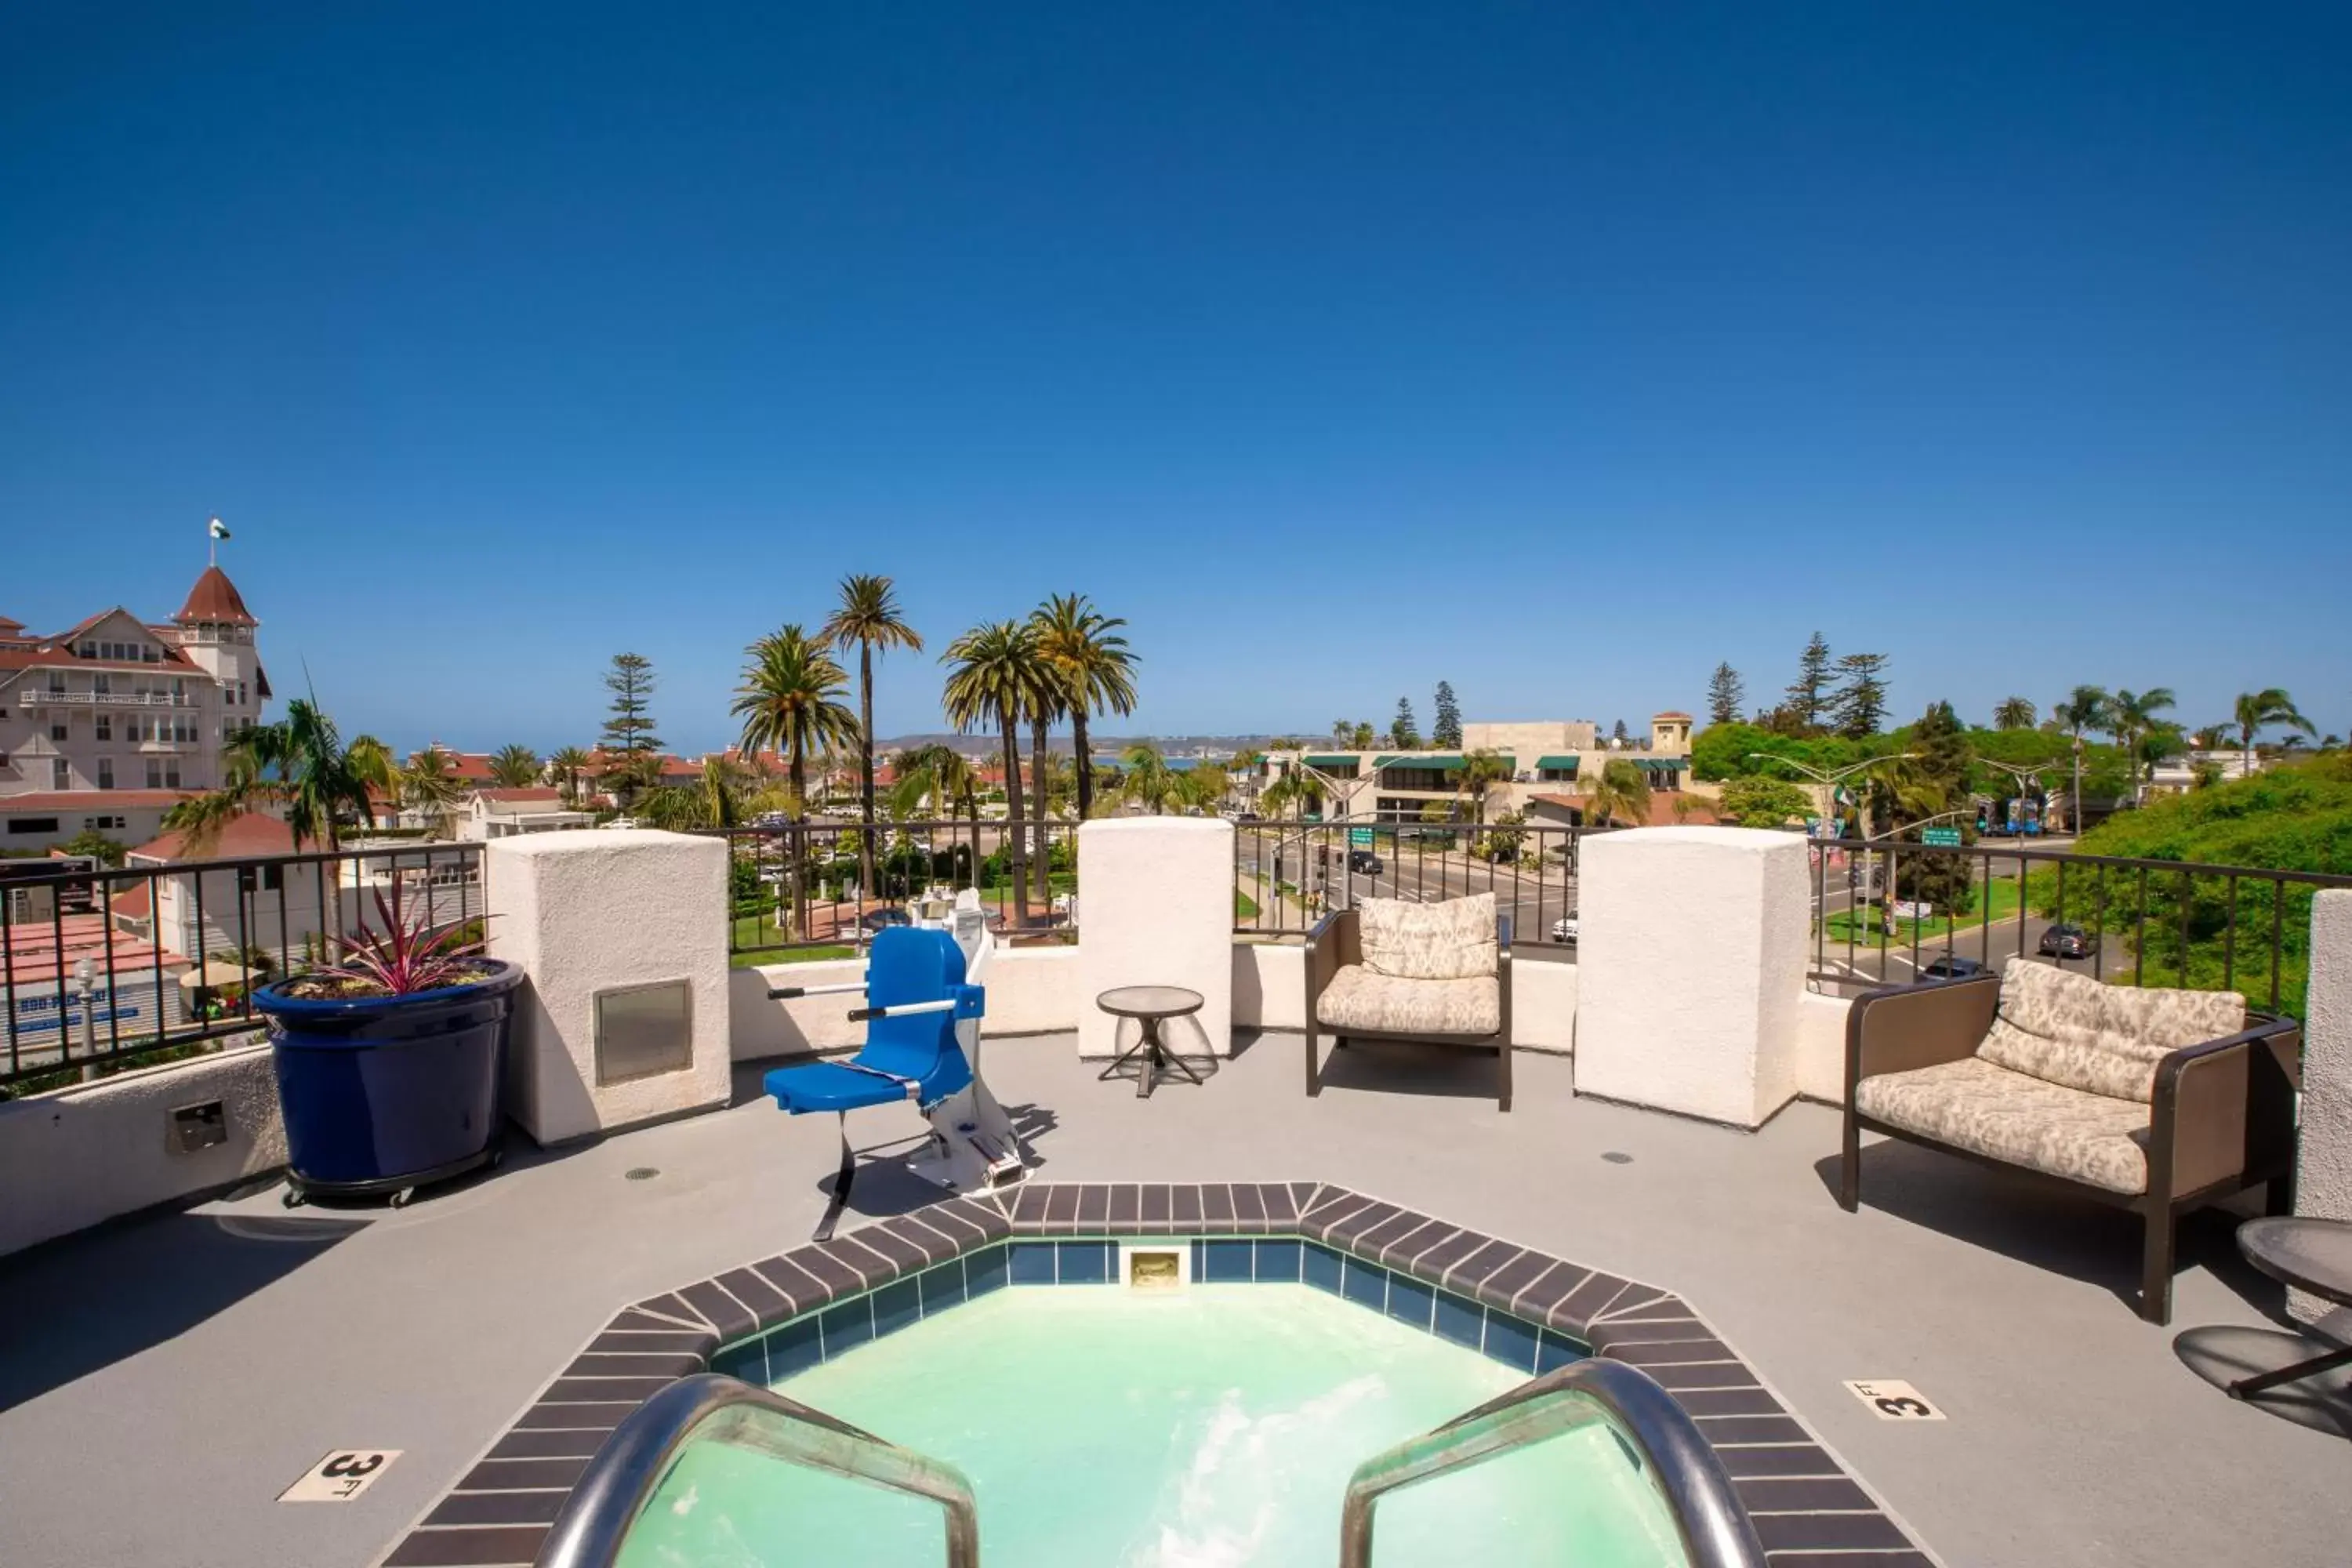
[2294,889,2352,1325]
[1075,818,1235,1061]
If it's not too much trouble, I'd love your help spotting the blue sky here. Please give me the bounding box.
[4,3,2347,755]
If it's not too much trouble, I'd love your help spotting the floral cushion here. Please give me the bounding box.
[1855,1056,2152,1194]
[1316,964,1501,1037]
[1357,894,1497,981]
[1976,956,2243,1104]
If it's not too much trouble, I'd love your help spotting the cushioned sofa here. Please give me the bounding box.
[1305,893,1513,1110]
[1842,956,2301,1323]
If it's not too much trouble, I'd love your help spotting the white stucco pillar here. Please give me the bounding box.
[486,829,731,1146]
[1075,817,1235,1062]
[2292,890,2352,1325]
[1573,826,1808,1127]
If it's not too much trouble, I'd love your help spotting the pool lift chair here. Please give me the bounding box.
[764,895,1027,1240]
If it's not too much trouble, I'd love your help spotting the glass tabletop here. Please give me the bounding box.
[1095,985,1206,1018]
[2238,1218,2352,1306]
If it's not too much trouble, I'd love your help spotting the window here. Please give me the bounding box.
[52,759,71,789]
[164,761,181,788]
[93,673,110,695]
[83,815,123,831]
[237,865,285,893]
[6,817,60,836]
[97,759,113,789]
[146,760,162,789]
[94,713,111,742]
[143,647,159,663]
[49,722,68,742]
[47,672,65,692]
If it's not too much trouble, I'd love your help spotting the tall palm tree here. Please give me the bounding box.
[398,746,468,836]
[732,626,860,820]
[942,621,1040,927]
[2049,686,2113,833]
[1022,655,1065,911]
[1029,593,1138,820]
[163,699,394,855]
[821,575,924,891]
[635,756,753,831]
[2108,688,2176,805]
[889,745,982,818]
[2228,688,2315,776]
[1580,757,1653,828]
[548,745,592,807]
[1992,696,2037,731]
[1454,748,1512,827]
[488,744,542,789]
[1351,721,1377,749]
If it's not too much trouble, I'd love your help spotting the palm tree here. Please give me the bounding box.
[1029,594,1138,820]
[397,746,468,836]
[1351,721,1376,749]
[1454,748,1512,827]
[2108,688,2176,805]
[1580,757,1653,828]
[548,746,592,807]
[1992,696,2037,731]
[732,626,860,820]
[2049,686,2113,833]
[1119,745,1183,815]
[1258,771,1319,821]
[635,756,753,831]
[821,575,924,893]
[488,744,541,789]
[1021,655,1064,912]
[942,620,1040,927]
[2228,688,2315,776]
[163,699,394,855]
[889,745,981,819]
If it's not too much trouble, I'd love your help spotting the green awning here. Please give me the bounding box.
[1369,753,1515,773]
[1303,755,1357,768]
[1535,755,1581,772]
[1633,757,1686,772]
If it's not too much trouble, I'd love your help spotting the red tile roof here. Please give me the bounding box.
[2,913,180,985]
[129,811,299,863]
[174,566,259,626]
[1,789,194,811]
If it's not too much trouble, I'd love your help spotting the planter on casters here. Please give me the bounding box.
[255,960,524,1209]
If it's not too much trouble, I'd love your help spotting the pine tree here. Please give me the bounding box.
[1611,718,1630,744]
[1896,701,1976,912]
[600,652,662,758]
[1706,662,1745,726]
[1431,681,1462,748]
[1390,698,1421,750]
[1830,652,1890,739]
[1787,633,1833,734]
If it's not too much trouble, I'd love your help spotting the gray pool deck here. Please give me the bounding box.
[2,1033,2345,1568]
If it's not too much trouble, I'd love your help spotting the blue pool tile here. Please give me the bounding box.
[1432,1290,1484,1351]
[1009,1242,1058,1285]
[1058,1240,1112,1283]
[1303,1243,1344,1294]
[1483,1312,1541,1375]
[768,1316,823,1377]
[1341,1257,1389,1312]
[1385,1272,1436,1331]
[711,1338,765,1384]
[1255,1240,1303,1282]
[1190,1240,1206,1278]
[819,1298,873,1359]
[967,1245,1009,1298]
[872,1278,922,1338]
[919,1261,967,1316]
[1536,1329,1582,1374]
[1202,1240,1254,1283]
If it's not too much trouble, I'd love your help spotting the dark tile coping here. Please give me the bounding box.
[378,1183,1930,1568]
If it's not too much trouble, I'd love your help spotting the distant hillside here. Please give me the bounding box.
[878,732,1281,757]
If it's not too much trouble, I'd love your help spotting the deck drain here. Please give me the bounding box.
[626,1167,660,1181]
[1600,1151,1634,1164]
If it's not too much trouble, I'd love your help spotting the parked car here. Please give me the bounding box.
[1920,953,1987,981]
[858,907,913,932]
[1551,911,1579,945]
[1347,849,1383,875]
[2038,923,2100,960]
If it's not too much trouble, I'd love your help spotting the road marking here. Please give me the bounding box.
[1842,1380,1945,1421]
[280,1450,402,1502]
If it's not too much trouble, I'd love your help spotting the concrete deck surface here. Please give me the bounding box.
[1,1033,2345,1567]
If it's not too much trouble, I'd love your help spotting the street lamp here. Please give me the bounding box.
[1745,751,1916,835]
[1976,757,2061,835]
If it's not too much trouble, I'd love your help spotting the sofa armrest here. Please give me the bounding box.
[1305,907,1357,1018]
[1846,975,2000,1094]
[1496,914,1513,1044]
[2150,1016,2303,1199]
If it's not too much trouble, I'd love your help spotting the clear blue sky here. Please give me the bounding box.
[4,3,2347,755]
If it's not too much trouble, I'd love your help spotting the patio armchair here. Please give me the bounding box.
[1305,893,1514,1111]
[1840,956,2301,1324]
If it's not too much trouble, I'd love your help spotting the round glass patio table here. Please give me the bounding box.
[2227,1217,2352,1400]
[1094,985,1206,1100]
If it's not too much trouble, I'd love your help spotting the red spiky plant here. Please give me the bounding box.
[304,877,491,996]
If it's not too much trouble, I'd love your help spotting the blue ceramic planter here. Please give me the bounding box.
[254,961,524,1204]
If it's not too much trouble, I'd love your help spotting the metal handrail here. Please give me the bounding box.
[1338,1357,1766,1568]
[534,1373,981,1568]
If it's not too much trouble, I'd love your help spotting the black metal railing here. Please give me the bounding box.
[1805,837,2352,1016]
[1232,819,1595,942]
[706,817,1081,963]
[0,841,487,1094]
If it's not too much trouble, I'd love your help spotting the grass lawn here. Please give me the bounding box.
[1824,876,2025,945]
[1235,888,1258,920]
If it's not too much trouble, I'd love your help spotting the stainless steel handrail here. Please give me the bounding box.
[1338,1357,1766,1568]
[535,1373,982,1568]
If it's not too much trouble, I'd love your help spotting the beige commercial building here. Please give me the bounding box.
[1265,713,1700,823]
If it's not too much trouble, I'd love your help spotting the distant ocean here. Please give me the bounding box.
[1092,754,1206,771]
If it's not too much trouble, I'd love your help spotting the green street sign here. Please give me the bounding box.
[1922,827,1963,847]
[1348,827,1375,847]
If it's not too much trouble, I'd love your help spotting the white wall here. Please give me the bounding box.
[0,1041,285,1258]
[1076,818,1234,1061]
[487,829,730,1146]
[2294,890,2352,1325]
[1795,992,1853,1103]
